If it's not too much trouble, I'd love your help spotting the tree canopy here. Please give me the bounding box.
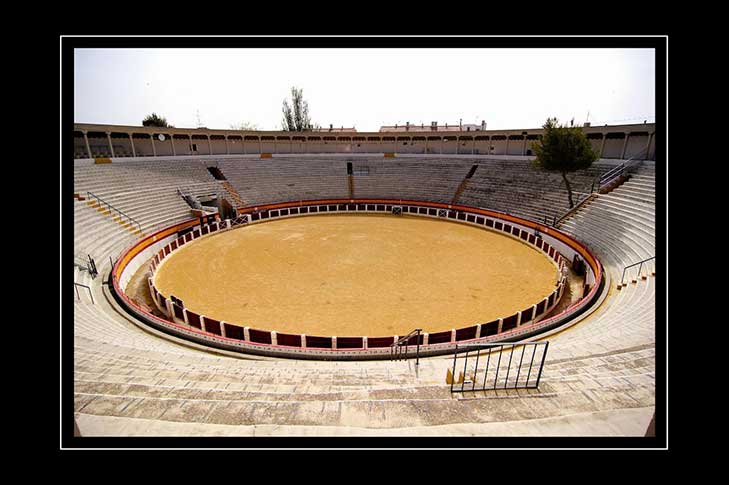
[142,113,170,127]
[281,87,316,131]
[531,117,598,208]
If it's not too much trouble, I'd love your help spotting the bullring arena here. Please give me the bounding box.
[72,122,657,437]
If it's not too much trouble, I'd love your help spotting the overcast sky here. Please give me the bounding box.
[74,48,655,132]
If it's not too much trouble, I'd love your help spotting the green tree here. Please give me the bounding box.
[281,87,316,131]
[142,113,170,127]
[531,117,598,208]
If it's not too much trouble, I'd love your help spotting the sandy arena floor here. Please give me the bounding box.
[153,214,559,337]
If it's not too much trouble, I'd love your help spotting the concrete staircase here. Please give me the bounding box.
[220,180,246,208]
[85,198,144,237]
[451,178,470,205]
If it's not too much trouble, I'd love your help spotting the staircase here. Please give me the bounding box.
[221,180,246,208]
[451,165,478,205]
[451,178,470,205]
[348,174,355,199]
[83,194,143,237]
[609,165,655,205]
[554,193,597,228]
[204,165,246,209]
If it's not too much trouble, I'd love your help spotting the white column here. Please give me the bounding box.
[271,331,277,345]
[422,333,429,345]
[207,135,212,155]
[331,336,337,349]
[182,308,190,326]
[150,134,157,157]
[244,327,250,341]
[220,322,227,338]
[128,134,136,157]
[497,318,503,334]
[475,324,482,339]
[105,132,115,157]
[363,336,368,349]
[621,132,630,159]
[450,328,456,343]
[188,135,193,155]
[83,131,92,158]
[516,311,522,327]
[645,133,654,160]
[301,334,307,347]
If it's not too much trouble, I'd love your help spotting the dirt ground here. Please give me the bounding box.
[152,214,559,337]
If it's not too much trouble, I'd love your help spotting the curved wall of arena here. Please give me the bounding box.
[111,199,604,360]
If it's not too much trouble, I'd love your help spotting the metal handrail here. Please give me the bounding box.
[553,191,596,227]
[74,283,94,304]
[391,328,422,366]
[619,256,655,287]
[86,191,142,233]
[599,146,649,188]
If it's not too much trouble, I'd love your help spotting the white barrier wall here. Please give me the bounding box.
[118,232,186,291]
[113,201,604,360]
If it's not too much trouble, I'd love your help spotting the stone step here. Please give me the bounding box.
[74,381,655,428]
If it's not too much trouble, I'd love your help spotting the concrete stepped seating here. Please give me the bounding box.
[216,158,350,206]
[75,161,221,234]
[554,178,656,355]
[458,159,611,222]
[73,155,656,436]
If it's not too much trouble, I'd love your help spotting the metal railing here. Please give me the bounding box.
[86,191,142,233]
[552,191,596,227]
[391,328,422,366]
[618,256,655,288]
[229,214,249,228]
[598,146,649,189]
[74,253,97,278]
[449,341,549,393]
[74,283,94,304]
[87,254,97,278]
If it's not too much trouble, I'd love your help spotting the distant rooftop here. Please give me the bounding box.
[313,125,357,133]
[380,121,487,132]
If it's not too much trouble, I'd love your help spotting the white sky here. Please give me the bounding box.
[74,48,655,132]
